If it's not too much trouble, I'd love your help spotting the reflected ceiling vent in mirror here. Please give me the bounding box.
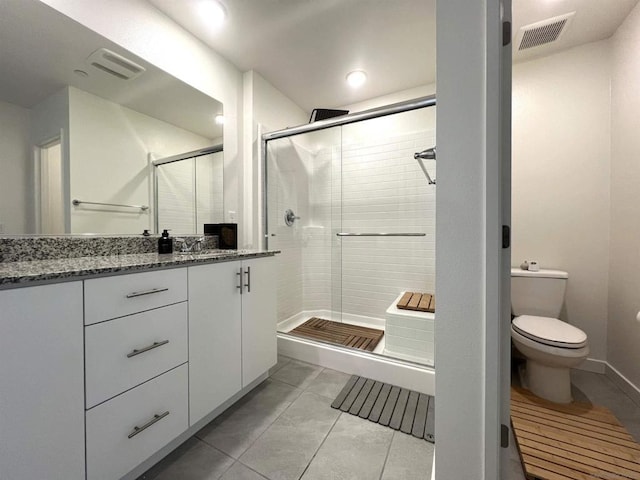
[86,48,146,80]
[516,12,575,51]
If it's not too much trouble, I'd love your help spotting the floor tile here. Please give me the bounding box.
[197,379,303,459]
[220,462,268,480]
[304,368,351,400]
[301,412,394,480]
[240,392,340,480]
[138,437,234,480]
[380,432,434,480]
[269,355,293,376]
[270,359,324,390]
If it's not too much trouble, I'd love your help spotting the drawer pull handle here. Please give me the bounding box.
[125,287,169,299]
[126,340,169,358]
[237,268,243,294]
[128,410,170,439]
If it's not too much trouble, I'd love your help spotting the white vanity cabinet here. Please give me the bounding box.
[188,261,242,425]
[240,256,277,387]
[83,269,189,480]
[188,256,277,425]
[1,252,276,480]
[0,282,85,480]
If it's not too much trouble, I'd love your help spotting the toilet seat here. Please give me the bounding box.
[512,315,587,349]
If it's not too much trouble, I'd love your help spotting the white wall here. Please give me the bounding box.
[68,87,212,234]
[0,100,30,234]
[609,1,640,389]
[243,70,309,249]
[512,41,612,362]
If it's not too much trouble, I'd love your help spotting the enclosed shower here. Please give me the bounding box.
[263,96,436,390]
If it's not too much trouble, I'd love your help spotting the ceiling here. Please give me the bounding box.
[150,0,638,113]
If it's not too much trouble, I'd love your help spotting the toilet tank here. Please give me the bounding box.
[511,268,568,318]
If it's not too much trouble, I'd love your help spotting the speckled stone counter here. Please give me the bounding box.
[0,250,279,289]
[0,235,218,263]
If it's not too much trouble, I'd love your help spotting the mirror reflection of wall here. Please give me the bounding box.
[0,0,224,235]
[155,147,224,235]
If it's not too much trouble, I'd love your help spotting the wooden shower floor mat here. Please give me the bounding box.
[396,292,435,313]
[510,386,640,480]
[289,318,384,352]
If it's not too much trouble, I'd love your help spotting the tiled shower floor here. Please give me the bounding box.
[138,356,434,480]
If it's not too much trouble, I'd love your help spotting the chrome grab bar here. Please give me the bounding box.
[126,340,170,358]
[336,233,426,237]
[72,199,149,211]
[126,287,169,299]
[128,411,170,439]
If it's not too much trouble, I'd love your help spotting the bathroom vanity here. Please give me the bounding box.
[0,244,277,480]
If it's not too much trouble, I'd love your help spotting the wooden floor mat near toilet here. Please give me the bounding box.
[510,386,640,480]
[289,318,384,352]
[331,375,435,443]
[396,292,435,313]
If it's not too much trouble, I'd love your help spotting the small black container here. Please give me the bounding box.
[158,229,173,254]
[204,223,237,250]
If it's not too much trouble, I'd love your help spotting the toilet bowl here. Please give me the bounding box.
[511,268,589,403]
[511,315,588,403]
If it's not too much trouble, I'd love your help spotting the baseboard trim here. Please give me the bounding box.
[574,357,607,374]
[604,362,640,408]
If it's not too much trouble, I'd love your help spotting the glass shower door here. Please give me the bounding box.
[266,127,342,334]
[338,107,436,365]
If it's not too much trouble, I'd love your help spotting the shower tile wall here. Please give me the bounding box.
[315,130,435,321]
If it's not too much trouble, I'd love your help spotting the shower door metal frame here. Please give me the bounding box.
[261,94,436,249]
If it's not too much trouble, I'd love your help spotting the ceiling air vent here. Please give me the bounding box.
[86,48,146,80]
[517,12,575,51]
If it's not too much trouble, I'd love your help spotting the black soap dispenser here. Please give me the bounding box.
[158,229,173,254]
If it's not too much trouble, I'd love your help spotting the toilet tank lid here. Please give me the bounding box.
[511,268,568,279]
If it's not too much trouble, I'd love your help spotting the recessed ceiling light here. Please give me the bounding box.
[198,0,226,28]
[73,69,88,78]
[214,114,225,125]
[346,70,367,88]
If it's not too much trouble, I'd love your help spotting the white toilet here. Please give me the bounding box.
[511,268,589,403]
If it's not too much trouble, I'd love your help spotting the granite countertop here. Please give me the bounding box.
[0,250,279,288]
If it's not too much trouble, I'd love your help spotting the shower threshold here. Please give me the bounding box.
[278,333,434,395]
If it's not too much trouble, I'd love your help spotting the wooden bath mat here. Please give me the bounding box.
[289,318,384,352]
[510,386,640,480]
[397,292,436,313]
[331,375,434,442]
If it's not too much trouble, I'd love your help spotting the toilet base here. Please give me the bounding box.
[526,360,572,404]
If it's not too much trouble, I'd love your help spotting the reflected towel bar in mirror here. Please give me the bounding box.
[72,199,149,211]
[336,233,426,237]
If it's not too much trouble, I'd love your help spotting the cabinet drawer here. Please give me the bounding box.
[86,364,188,480]
[85,302,188,408]
[84,268,187,325]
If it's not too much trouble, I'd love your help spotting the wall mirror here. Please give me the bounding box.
[0,0,224,236]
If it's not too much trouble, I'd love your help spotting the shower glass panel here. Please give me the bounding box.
[266,128,343,327]
[266,98,436,367]
[155,149,224,234]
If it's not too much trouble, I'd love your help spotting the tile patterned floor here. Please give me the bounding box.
[139,356,435,480]
[508,368,640,479]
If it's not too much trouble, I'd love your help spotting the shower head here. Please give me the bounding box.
[414,147,436,161]
[414,146,436,185]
